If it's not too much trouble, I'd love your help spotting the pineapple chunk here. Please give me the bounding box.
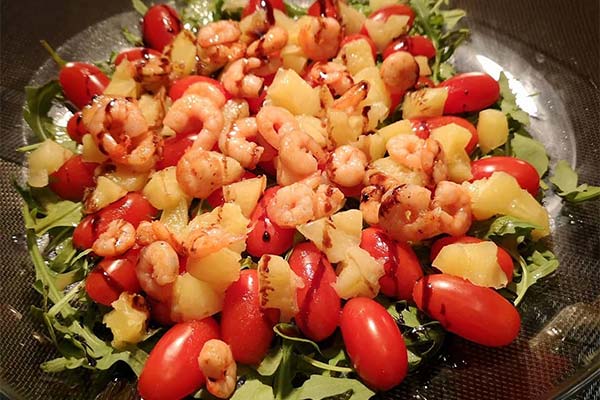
[414,55,432,76]
[430,123,473,182]
[274,10,300,44]
[352,133,387,161]
[336,39,376,76]
[139,93,164,128]
[354,66,392,110]
[402,87,448,119]
[187,203,250,254]
[143,167,188,210]
[464,171,550,238]
[103,59,140,98]
[84,176,127,213]
[81,134,108,163]
[160,198,189,236]
[296,115,328,148]
[103,293,149,349]
[168,30,197,78]
[105,165,149,192]
[281,45,309,74]
[27,139,73,187]
[376,119,413,144]
[257,255,304,321]
[267,69,321,116]
[339,1,367,34]
[171,273,224,322]
[222,175,267,217]
[364,15,410,52]
[365,156,428,187]
[187,247,242,293]
[297,209,363,263]
[334,246,385,299]
[477,109,509,153]
[327,108,364,146]
[432,242,508,289]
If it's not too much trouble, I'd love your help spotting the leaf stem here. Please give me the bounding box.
[40,40,67,68]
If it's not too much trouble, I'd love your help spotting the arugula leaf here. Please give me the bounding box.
[549,160,600,202]
[511,133,549,177]
[498,72,530,126]
[298,355,353,374]
[256,346,284,377]
[232,379,275,400]
[25,200,82,235]
[131,0,148,15]
[182,0,225,31]
[293,375,374,400]
[483,216,539,241]
[285,2,307,17]
[121,27,143,46]
[274,323,322,355]
[510,250,559,306]
[23,80,64,142]
[346,0,371,16]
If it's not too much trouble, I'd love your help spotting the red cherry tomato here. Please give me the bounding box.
[438,72,500,114]
[471,156,540,196]
[413,274,520,346]
[48,155,97,202]
[361,4,416,37]
[73,193,157,250]
[138,318,220,400]
[340,297,408,390]
[169,75,230,102]
[340,34,378,59]
[289,242,341,341]
[114,47,161,66]
[155,134,195,170]
[383,35,436,59]
[59,62,110,109]
[206,171,257,209]
[360,227,423,300]
[246,187,296,257]
[66,112,87,143]
[142,4,182,52]
[85,250,141,306]
[221,269,279,364]
[410,116,479,154]
[242,0,286,18]
[307,0,338,18]
[430,236,513,282]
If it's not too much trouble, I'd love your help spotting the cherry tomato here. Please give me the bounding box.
[73,193,157,250]
[114,47,161,65]
[246,187,296,257]
[148,297,175,326]
[138,318,220,400]
[289,242,341,341]
[142,4,182,52]
[360,227,423,300]
[340,34,378,59]
[361,5,416,36]
[59,62,110,109]
[410,116,479,154]
[155,134,195,170]
[85,249,141,306]
[48,155,97,202]
[438,72,500,114]
[471,156,540,196]
[242,0,286,19]
[221,269,279,364]
[307,0,338,18]
[169,75,230,102]
[340,297,408,390]
[430,235,513,282]
[66,112,87,143]
[413,274,521,346]
[383,35,436,59]
[206,171,257,209]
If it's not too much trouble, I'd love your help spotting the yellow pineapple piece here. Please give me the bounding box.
[364,15,410,52]
[376,119,413,144]
[477,109,509,153]
[27,139,73,187]
[334,246,385,299]
[336,39,376,76]
[257,255,304,321]
[327,108,364,146]
[160,198,189,236]
[352,133,387,162]
[105,165,149,192]
[267,69,321,116]
[222,175,267,217]
[168,30,197,78]
[81,134,108,163]
[143,167,188,210]
[402,87,448,119]
[171,273,224,322]
[84,176,127,213]
[430,123,473,182]
[103,59,140,98]
[187,247,242,293]
[365,156,428,187]
[103,293,149,349]
[339,1,366,34]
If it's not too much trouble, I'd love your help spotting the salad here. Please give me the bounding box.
[17,0,600,399]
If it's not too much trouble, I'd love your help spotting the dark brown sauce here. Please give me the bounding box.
[297,257,326,326]
[260,0,276,25]
[322,225,332,249]
[101,268,125,295]
[262,231,271,242]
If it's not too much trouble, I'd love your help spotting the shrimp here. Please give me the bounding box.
[331,81,369,114]
[246,26,288,58]
[298,16,342,61]
[380,51,419,94]
[360,185,384,225]
[184,226,245,259]
[378,184,441,242]
[176,149,244,199]
[306,62,354,97]
[163,94,224,150]
[181,81,228,108]
[92,219,136,257]
[197,21,246,74]
[313,184,345,219]
[136,220,183,252]
[278,130,326,177]
[256,106,300,149]
[220,57,264,98]
[123,133,158,172]
[325,145,367,187]
[386,134,447,186]
[219,117,264,169]
[431,181,472,236]
[198,339,237,399]
[197,21,242,48]
[136,241,179,302]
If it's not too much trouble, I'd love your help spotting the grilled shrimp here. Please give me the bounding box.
[298,16,342,61]
[325,145,367,187]
[278,130,326,177]
[92,219,136,257]
[136,220,182,252]
[136,241,179,302]
[197,21,246,74]
[218,117,264,169]
[360,185,385,225]
[431,181,472,237]
[246,26,288,58]
[220,57,265,98]
[306,62,354,96]
[184,226,245,259]
[198,339,237,399]
[386,134,447,185]
[331,80,369,114]
[181,81,228,108]
[256,105,300,149]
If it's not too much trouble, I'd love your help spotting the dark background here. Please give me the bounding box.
[1,1,599,399]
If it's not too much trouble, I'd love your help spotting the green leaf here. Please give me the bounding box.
[25,200,82,235]
[510,250,559,306]
[232,379,275,400]
[285,2,307,17]
[347,0,371,16]
[511,133,549,177]
[498,72,530,126]
[439,9,466,29]
[23,80,63,142]
[274,323,322,355]
[122,27,143,46]
[182,0,224,31]
[293,375,374,400]
[256,346,284,376]
[484,216,539,240]
[298,355,353,374]
[549,160,600,202]
[131,0,148,15]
